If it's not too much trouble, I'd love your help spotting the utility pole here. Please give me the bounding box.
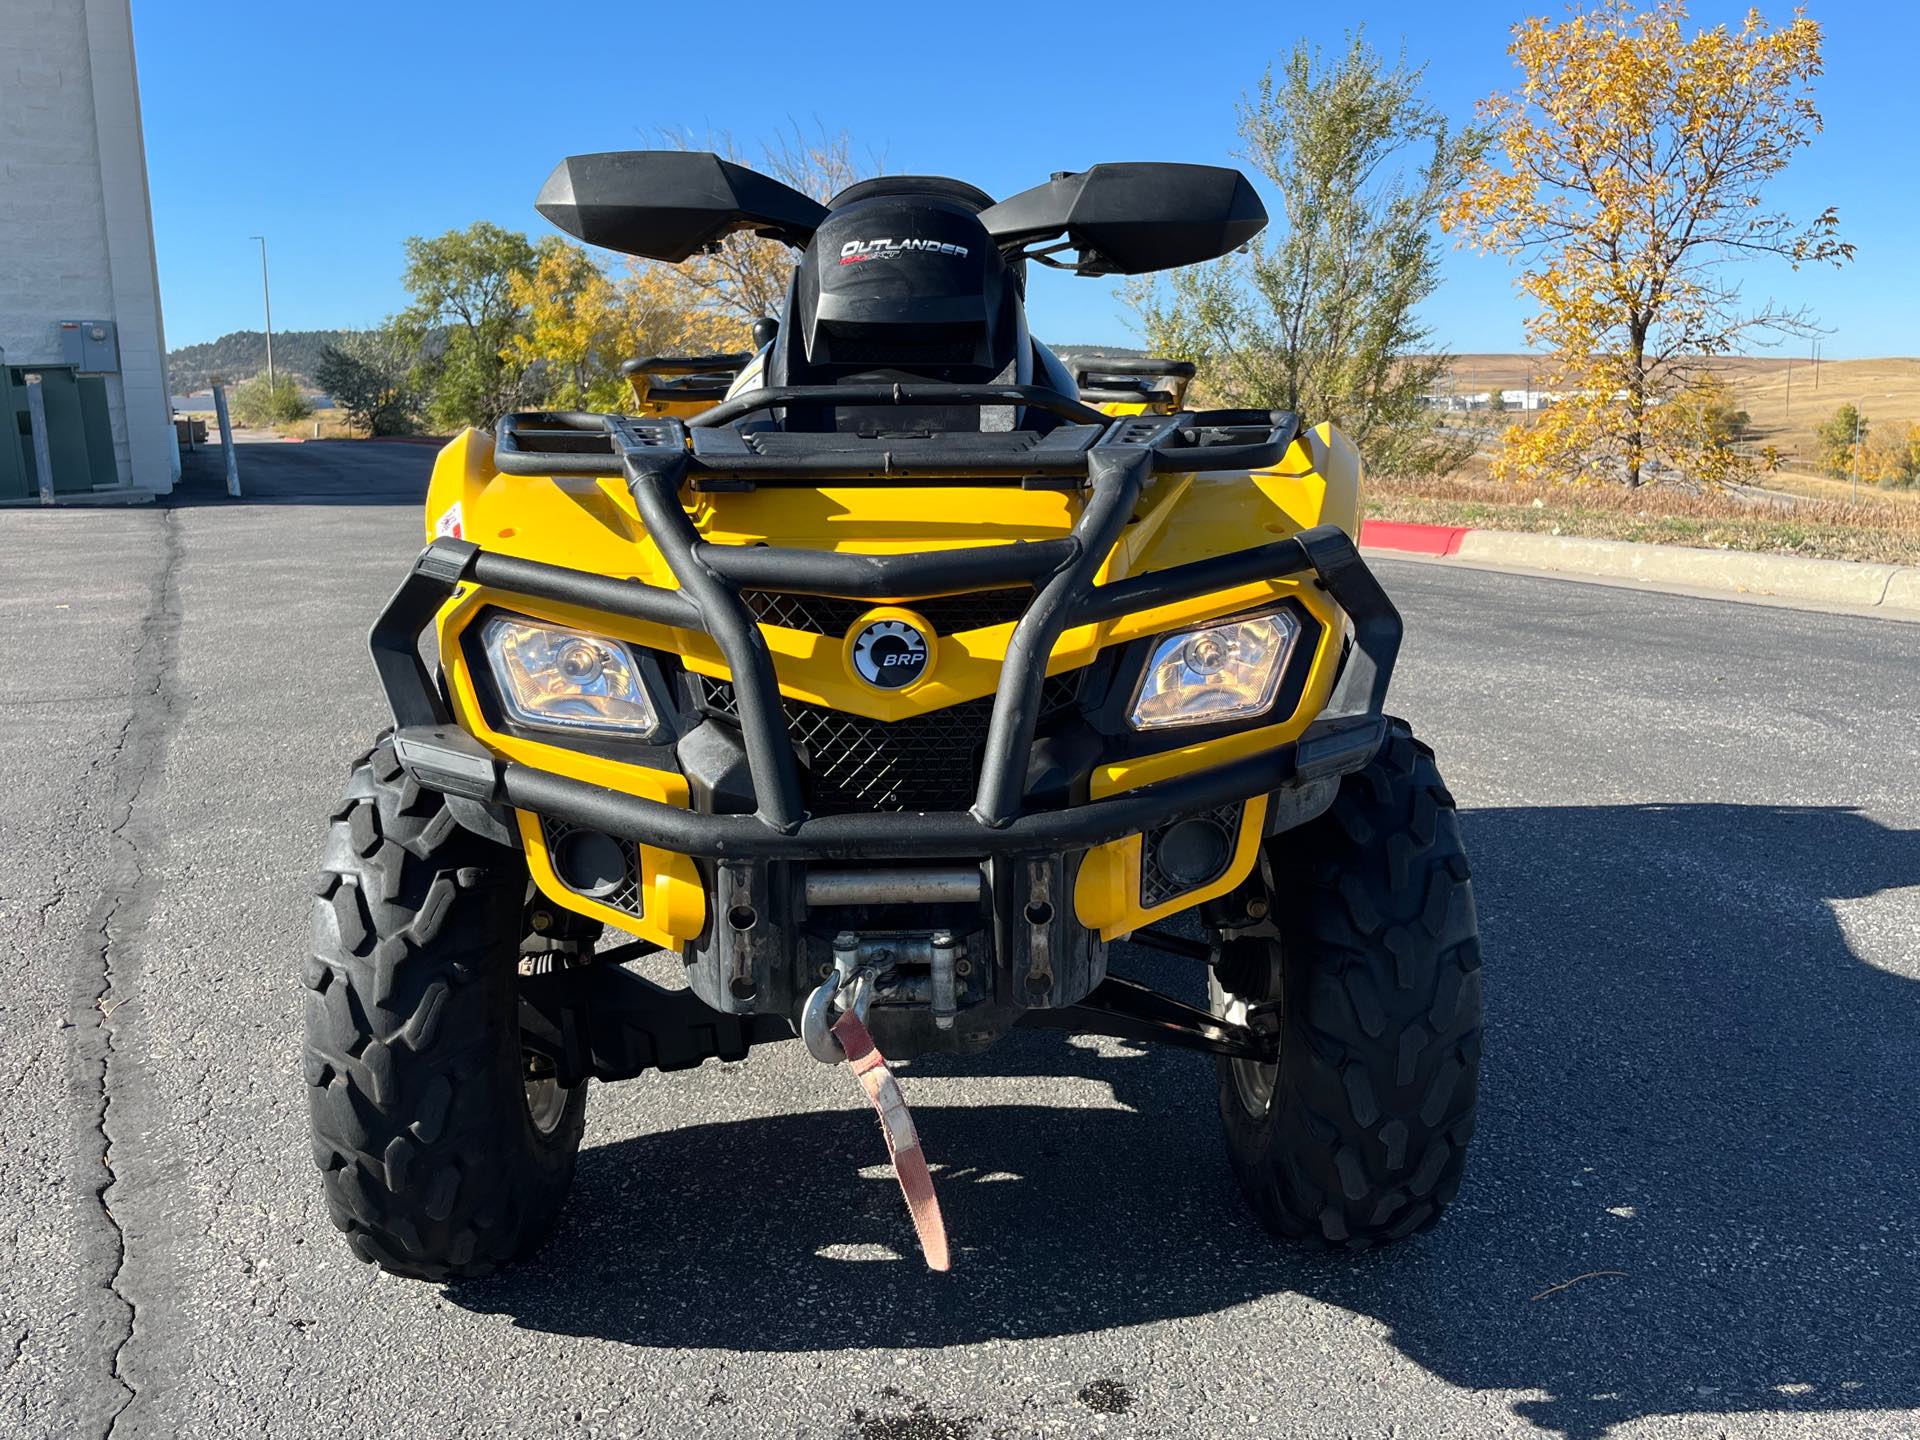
[1851,412,1863,503]
[1784,359,1791,420]
[250,235,276,390]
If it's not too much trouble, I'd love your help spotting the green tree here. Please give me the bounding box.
[1126,32,1481,478]
[229,371,311,428]
[399,221,538,430]
[315,324,422,436]
[1816,404,1866,480]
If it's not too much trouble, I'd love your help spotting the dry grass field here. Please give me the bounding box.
[1366,467,1920,565]
[1400,354,1920,559]
[174,403,360,440]
[1441,353,1920,472]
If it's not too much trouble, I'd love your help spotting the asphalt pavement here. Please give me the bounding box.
[3,440,1917,1439]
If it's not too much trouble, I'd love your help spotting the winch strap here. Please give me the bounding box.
[831,1009,951,1272]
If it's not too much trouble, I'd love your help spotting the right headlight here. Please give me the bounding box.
[480,615,660,737]
[1128,608,1300,731]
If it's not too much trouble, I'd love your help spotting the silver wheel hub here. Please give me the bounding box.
[524,1062,568,1134]
[1209,962,1280,1119]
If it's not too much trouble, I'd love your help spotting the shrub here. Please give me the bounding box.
[229,372,312,428]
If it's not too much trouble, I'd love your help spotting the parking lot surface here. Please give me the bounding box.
[3,441,1917,1438]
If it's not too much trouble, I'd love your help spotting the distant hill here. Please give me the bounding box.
[1046,343,1147,359]
[169,331,1146,395]
[168,329,358,394]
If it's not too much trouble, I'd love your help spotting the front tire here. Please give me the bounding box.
[304,737,586,1280]
[1216,719,1482,1246]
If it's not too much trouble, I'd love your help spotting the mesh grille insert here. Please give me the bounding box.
[692,673,1086,815]
[787,698,993,814]
[742,588,1033,636]
[1140,803,1243,909]
[539,816,643,917]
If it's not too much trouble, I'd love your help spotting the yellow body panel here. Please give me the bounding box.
[1073,794,1270,942]
[423,415,1363,943]
[436,579,706,950]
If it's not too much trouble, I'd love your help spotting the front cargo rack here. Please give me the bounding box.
[491,383,1300,487]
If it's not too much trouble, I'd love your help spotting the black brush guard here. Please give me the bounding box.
[371,390,1400,1071]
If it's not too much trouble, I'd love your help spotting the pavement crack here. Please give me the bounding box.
[73,507,185,1440]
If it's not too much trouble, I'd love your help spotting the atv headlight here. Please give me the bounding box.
[480,616,659,737]
[1128,609,1300,731]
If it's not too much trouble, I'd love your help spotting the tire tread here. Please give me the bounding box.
[1219,719,1482,1248]
[305,735,584,1281]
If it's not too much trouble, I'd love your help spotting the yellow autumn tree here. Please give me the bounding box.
[509,238,747,412]
[1857,420,1920,488]
[1445,1,1852,487]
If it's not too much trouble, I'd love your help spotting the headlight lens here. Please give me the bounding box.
[481,617,659,736]
[1128,609,1300,731]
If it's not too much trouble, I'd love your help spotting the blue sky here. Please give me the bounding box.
[139,0,1917,357]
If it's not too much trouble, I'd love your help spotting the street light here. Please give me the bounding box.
[249,235,275,391]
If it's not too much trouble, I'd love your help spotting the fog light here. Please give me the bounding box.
[552,828,628,900]
[1155,817,1232,886]
[1141,806,1242,908]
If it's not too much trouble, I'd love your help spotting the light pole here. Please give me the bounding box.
[250,235,276,391]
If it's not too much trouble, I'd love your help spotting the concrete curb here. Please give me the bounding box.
[1358,520,1920,617]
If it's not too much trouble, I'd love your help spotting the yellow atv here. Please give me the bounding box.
[305,152,1482,1279]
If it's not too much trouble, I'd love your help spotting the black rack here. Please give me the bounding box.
[492,384,1300,487]
[1070,355,1197,407]
[620,352,753,405]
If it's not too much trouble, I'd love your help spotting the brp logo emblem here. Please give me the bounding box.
[849,616,932,690]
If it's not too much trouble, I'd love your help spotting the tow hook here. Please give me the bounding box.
[799,930,953,1269]
[801,931,873,1063]
[800,929,966,1062]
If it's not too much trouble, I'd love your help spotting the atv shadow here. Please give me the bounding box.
[448,803,1920,1440]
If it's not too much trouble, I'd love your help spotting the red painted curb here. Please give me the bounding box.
[1360,519,1470,557]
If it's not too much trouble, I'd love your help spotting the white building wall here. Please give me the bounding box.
[0,0,173,494]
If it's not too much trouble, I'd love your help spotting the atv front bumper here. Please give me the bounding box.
[371,436,1400,1053]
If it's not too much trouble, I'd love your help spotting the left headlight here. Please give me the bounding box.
[1128,609,1301,731]
[480,616,660,737]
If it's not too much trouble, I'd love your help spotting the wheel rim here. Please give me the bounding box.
[523,1059,568,1134]
[1209,966,1280,1119]
[517,896,592,1138]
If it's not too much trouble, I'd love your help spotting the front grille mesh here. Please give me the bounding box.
[788,698,994,814]
[742,588,1033,636]
[694,672,1084,815]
